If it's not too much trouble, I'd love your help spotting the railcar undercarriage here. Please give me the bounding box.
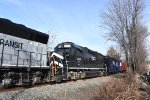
[0,67,51,87]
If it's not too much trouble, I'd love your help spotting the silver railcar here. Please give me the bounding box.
[0,18,50,86]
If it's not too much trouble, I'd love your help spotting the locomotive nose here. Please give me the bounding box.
[55,51,70,58]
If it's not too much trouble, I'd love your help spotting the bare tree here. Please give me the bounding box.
[47,31,56,51]
[132,24,149,71]
[107,46,121,59]
[101,0,149,71]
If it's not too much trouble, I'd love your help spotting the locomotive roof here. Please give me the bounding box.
[56,42,104,56]
[0,18,49,44]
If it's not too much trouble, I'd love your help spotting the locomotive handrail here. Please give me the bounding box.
[15,49,47,55]
[1,64,49,67]
[0,42,4,66]
[50,61,63,68]
[51,52,64,59]
[16,50,19,67]
[0,55,45,65]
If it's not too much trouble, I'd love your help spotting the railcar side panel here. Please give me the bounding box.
[115,60,122,72]
[0,33,48,67]
[104,56,116,73]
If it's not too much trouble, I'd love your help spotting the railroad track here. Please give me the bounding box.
[0,82,53,93]
[0,73,124,93]
[0,86,25,93]
[0,80,74,93]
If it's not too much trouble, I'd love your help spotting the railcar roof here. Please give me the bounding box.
[0,18,49,44]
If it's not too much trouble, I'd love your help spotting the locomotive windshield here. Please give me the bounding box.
[57,43,71,49]
[55,43,72,54]
[64,44,71,48]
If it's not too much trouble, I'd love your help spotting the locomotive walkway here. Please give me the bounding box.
[0,76,112,100]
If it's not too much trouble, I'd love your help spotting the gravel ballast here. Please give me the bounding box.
[0,76,112,100]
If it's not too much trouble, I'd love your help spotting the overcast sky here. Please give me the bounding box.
[0,0,149,55]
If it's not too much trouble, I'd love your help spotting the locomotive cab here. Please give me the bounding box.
[54,42,84,68]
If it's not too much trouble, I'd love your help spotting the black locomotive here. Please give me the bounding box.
[50,42,126,82]
[50,42,107,82]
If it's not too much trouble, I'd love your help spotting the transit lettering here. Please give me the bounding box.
[0,39,23,49]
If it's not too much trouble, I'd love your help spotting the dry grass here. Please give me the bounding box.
[138,63,148,75]
[92,73,149,100]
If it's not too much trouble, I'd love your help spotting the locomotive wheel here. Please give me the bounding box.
[52,75,62,83]
[56,79,61,83]
[99,71,103,77]
[81,72,86,79]
[72,77,77,81]
[103,72,108,76]
[56,77,62,83]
